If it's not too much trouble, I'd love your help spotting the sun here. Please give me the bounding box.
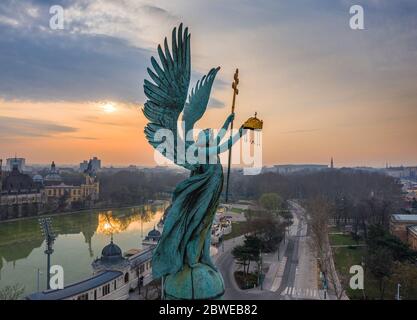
[101,102,117,113]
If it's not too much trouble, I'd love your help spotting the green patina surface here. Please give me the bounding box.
[142,24,244,299]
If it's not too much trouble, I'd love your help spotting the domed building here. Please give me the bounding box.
[101,241,124,264]
[44,162,62,186]
[142,227,161,246]
[28,238,155,300]
[92,239,129,273]
[32,174,44,188]
[2,164,36,192]
[43,161,100,206]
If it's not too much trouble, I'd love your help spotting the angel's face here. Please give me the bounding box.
[196,129,214,147]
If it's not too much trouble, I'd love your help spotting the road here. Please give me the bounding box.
[278,200,320,300]
[215,200,320,300]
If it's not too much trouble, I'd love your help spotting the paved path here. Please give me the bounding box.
[278,200,321,300]
[215,200,322,300]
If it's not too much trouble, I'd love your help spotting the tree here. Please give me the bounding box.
[259,193,283,212]
[366,247,394,299]
[308,197,345,299]
[390,262,417,299]
[232,245,252,276]
[244,211,285,252]
[0,284,25,300]
[367,225,417,262]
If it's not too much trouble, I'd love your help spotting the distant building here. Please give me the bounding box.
[390,214,417,249]
[6,157,26,172]
[0,162,45,220]
[44,161,62,186]
[385,166,417,179]
[80,157,101,172]
[408,226,417,251]
[80,160,89,172]
[44,161,99,204]
[272,164,328,175]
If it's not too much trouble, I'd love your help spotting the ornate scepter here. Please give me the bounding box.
[225,69,239,203]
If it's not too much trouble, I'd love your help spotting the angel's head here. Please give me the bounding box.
[195,128,215,147]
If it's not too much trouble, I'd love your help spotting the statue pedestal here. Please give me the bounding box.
[164,263,225,300]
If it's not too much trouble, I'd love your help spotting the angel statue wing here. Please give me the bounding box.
[143,24,191,167]
[182,66,220,137]
[143,23,220,169]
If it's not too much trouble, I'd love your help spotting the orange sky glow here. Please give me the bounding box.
[1,1,416,168]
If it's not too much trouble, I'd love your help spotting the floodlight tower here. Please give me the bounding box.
[39,217,56,290]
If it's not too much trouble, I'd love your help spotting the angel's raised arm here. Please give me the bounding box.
[216,113,235,142]
[206,127,245,156]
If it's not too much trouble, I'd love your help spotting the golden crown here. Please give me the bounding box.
[242,112,263,130]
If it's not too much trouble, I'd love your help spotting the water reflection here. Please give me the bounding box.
[0,203,165,294]
[95,206,157,237]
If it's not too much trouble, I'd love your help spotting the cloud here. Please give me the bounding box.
[0,0,230,105]
[80,115,134,127]
[281,128,320,134]
[64,135,98,140]
[0,116,77,138]
[141,4,177,20]
[0,22,153,103]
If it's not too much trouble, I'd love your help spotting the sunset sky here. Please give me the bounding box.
[0,0,416,167]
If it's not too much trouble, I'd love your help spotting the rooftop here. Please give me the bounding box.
[128,246,154,268]
[391,214,417,223]
[408,225,417,235]
[26,270,122,300]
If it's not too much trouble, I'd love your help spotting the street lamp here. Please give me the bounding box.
[257,249,264,290]
[138,276,144,296]
[39,217,56,290]
[396,283,401,300]
[361,257,366,300]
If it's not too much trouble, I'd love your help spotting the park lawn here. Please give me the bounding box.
[332,246,365,299]
[329,233,364,246]
[230,207,246,214]
[328,226,342,233]
[223,221,248,240]
[332,246,397,299]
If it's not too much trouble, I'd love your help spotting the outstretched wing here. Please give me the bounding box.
[182,67,220,136]
[143,24,191,163]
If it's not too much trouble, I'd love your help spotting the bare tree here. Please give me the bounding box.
[308,197,345,300]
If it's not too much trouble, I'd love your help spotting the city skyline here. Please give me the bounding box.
[1,1,417,167]
[0,154,414,170]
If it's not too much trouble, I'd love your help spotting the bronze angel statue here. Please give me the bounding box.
[142,24,247,299]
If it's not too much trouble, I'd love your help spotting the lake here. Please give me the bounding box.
[0,203,166,297]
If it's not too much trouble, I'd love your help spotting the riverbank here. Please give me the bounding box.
[0,201,168,224]
[0,205,165,295]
